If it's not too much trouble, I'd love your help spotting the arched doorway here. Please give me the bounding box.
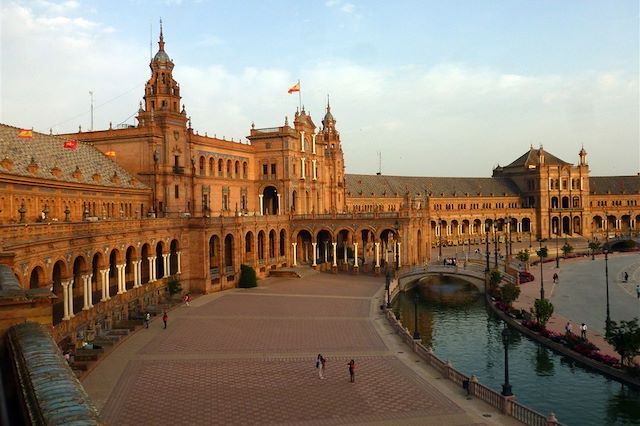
[263,186,279,215]
[52,260,66,325]
[155,243,164,279]
[257,231,266,263]
[279,229,286,258]
[316,230,333,264]
[29,266,44,289]
[170,240,179,275]
[296,230,313,264]
[224,234,234,272]
[268,230,276,262]
[245,231,254,264]
[562,216,571,235]
[209,235,220,275]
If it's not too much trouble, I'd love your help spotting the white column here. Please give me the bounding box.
[312,159,317,180]
[133,260,141,288]
[384,242,389,263]
[177,251,182,274]
[311,242,317,266]
[292,242,298,266]
[392,241,396,264]
[312,133,316,154]
[397,241,402,268]
[354,243,359,267]
[82,274,91,310]
[163,254,170,278]
[300,131,305,152]
[116,264,126,294]
[276,194,281,215]
[375,242,380,267]
[301,158,306,179]
[87,273,94,308]
[332,242,337,267]
[344,244,348,264]
[148,256,156,282]
[100,269,109,301]
[62,280,71,320]
[258,194,264,216]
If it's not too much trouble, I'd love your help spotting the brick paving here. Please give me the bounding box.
[84,272,519,425]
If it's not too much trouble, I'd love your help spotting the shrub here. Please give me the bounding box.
[238,264,258,288]
[489,270,502,291]
[500,282,521,307]
[167,275,182,296]
[533,298,554,327]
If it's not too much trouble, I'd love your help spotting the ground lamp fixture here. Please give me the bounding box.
[538,239,546,301]
[493,221,499,269]
[555,217,560,269]
[394,220,400,271]
[501,325,513,396]
[385,269,392,309]
[438,218,443,261]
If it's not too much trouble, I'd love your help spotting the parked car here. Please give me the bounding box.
[519,271,535,283]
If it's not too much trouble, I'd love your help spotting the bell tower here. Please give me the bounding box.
[320,97,346,212]
[137,21,187,128]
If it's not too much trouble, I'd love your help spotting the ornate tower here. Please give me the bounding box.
[319,98,346,212]
[137,22,188,128]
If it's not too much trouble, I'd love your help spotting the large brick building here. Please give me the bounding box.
[1,28,638,345]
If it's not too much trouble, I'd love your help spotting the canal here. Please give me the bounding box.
[394,275,640,426]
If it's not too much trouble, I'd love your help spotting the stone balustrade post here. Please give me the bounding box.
[163,254,170,278]
[292,242,297,266]
[62,280,71,320]
[100,269,110,301]
[116,264,126,294]
[311,242,318,267]
[82,274,91,310]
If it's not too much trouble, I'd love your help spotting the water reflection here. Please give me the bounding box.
[394,275,640,426]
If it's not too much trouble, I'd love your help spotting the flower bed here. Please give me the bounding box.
[520,318,619,368]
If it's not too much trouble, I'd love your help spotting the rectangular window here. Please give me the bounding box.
[174,185,179,199]
[271,163,276,177]
[262,164,268,176]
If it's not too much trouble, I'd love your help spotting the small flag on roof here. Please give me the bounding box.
[105,150,116,157]
[63,139,78,150]
[18,129,33,139]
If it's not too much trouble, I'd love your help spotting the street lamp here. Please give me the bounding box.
[413,292,421,340]
[385,269,392,309]
[485,222,490,272]
[604,248,611,336]
[438,218,443,261]
[537,239,547,300]
[555,218,560,268]
[394,220,400,271]
[501,325,513,397]
[493,221,499,269]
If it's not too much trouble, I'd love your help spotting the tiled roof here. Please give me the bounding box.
[345,174,520,198]
[589,176,640,195]
[0,124,147,189]
[505,147,570,168]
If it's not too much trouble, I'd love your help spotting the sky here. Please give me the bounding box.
[1,0,638,177]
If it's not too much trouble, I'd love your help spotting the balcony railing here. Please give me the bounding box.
[173,166,185,175]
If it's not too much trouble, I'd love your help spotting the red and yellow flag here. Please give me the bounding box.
[288,82,300,94]
[63,139,78,150]
[105,150,116,158]
[18,129,33,139]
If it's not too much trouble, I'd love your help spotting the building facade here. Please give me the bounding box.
[0,28,638,345]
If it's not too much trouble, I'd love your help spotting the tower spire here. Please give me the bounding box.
[158,18,165,51]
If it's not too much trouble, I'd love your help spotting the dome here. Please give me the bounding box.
[153,49,171,63]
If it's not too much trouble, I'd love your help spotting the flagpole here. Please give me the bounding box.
[298,80,302,112]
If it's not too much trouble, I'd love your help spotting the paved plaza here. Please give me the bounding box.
[83,272,519,425]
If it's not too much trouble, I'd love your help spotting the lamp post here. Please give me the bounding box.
[394,220,400,272]
[485,222,490,272]
[555,215,560,268]
[438,218,442,261]
[501,325,513,396]
[385,269,392,309]
[537,239,547,300]
[413,292,421,340]
[493,221,499,269]
[604,248,611,336]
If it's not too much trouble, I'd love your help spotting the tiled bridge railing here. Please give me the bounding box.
[6,322,103,425]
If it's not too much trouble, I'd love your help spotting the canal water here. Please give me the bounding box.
[394,275,640,426]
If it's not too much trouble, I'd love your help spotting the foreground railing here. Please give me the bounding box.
[383,307,561,426]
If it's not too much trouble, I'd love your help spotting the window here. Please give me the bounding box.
[271,163,276,177]
[262,164,268,176]
[174,185,179,199]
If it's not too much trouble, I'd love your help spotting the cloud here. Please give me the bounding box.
[326,0,355,14]
[1,2,637,177]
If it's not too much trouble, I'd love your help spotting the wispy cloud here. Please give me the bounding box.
[326,0,355,14]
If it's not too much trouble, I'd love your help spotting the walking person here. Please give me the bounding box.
[624,272,629,283]
[162,311,168,329]
[320,355,326,379]
[553,273,558,284]
[184,293,191,306]
[565,321,572,336]
[347,359,355,383]
[316,354,324,379]
[580,323,587,340]
[636,284,640,299]
[144,312,150,328]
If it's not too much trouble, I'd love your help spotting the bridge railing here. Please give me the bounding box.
[383,309,562,426]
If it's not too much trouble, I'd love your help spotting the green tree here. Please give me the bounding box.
[605,318,640,367]
[238,264,258,288]
[536,246,548,262]
[588,241,601,260]
[167,275,182,296]
[561,243,573,258]
[533,298,554,327]
[489,270,502,291]
[516,249,530,270]
[500,282,521,307]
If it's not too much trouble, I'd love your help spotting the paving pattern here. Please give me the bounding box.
[85,272,510,425]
